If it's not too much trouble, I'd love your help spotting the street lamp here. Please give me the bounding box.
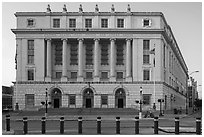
[139,87,143,119]
[41,88,51,117]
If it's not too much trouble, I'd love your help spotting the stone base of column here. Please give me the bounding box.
[93,77,100,82]
[77,77,84,82]
[45,77,51,82]
[126,77,132,82]
[109,77,116,82]
[61,77,67,82]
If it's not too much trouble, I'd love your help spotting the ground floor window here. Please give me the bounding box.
[69,95,76,105]
[101,95,108,105]
[143,94,151,105]
[25,94,35,107]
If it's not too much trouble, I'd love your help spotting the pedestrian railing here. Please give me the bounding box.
[4,114,202,135]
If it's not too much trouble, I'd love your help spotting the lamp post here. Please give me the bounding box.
[41,88,51,118]
[139,87,143,119]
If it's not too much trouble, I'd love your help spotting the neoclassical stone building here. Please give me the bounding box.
[12,4,188,111]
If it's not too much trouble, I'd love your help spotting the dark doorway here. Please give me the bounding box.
[83,88,94,108]
[118,98,124,108]
[115,88,126,108]
[54,99,60,108]
[86,98,92,108]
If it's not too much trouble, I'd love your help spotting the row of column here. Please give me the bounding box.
[45,38,132,82]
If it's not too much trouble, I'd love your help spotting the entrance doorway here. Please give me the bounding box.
[83,88,94,108]
[54,99,60,108]
[115,88,126,108]
[118,98,124,108]
[51,88,62,108]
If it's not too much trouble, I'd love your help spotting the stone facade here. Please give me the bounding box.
[12,4,188,111]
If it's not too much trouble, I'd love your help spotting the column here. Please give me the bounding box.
[110,38,116,81]
[94,39,100,82]
[77,38,84,82]
[61,39,68,82]
[45,39,51,81]
[126,39,132,82]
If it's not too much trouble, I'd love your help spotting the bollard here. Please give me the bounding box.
[60,117,64,134]
[41,117,46,134]
[23,117,28,134]
[116,117,120,134]
[175,117,179,135]
[135,117,139,134]
[6,115,10,132]
[196,117,201,135]
[78,117,82,134]
[97,117,101,134]
[154,117,158,134]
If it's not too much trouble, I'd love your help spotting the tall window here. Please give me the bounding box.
[55,45,62,65]
[86,45,93,65]
[28,69,34,81]
[143,40,150,64]
[70,45,78,65]
[69,95,76,105]
[27,40,34,64]
[101,44,109,65]
[101,19,108,28]
[69,19,76,28]
[101,95,108,105]
[53,19,60,28]
[143,94,151,105]
[25,94,34,107]
[116,44,124,65]
[85,19,92,28]
[163,44,166,68]
[143,69,150,81]
[117,19,124,28]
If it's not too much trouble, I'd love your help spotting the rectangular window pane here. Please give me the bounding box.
[116,44,124,65]
[143,70,150,81]
[69,95,76,105]
[53,19,60,28]
[143,40,150,50]
[56,72,62,79]
[69,19,76,28]
[25,94,34,107]
[101,72,108,79]
[143,94,151,105]
[71,72,77,79]
[27,19,34,26]
[27,40,34,64]
[116,72,123,79]
[86,45,93,65]
[143,19,150,26]
[101,95,108,105]
[101,44,109,65]
[86,72,93,79]
[143,55,150,64]
[117,19,124,28]
[70,44,78,65]
[28,69,34,81]
[101,19,108,28]
[85,19,92,28]
[55,44,62,65]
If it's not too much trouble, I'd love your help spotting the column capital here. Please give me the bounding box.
[61,38,68,41]
[45,38,52,41]
[110,38,116,41]
[77,38,84,41]
[94,38,100,41]
[126,38,132,41]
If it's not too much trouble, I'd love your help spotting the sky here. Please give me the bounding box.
[1,1,202,98]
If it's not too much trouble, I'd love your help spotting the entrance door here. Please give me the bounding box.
[54,99,60,108]
[118,99,124,108]
[86,98,92,108]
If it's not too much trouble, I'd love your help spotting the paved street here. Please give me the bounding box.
[2,111,201,135]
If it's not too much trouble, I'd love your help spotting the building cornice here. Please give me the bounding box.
[14,12,164,17]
